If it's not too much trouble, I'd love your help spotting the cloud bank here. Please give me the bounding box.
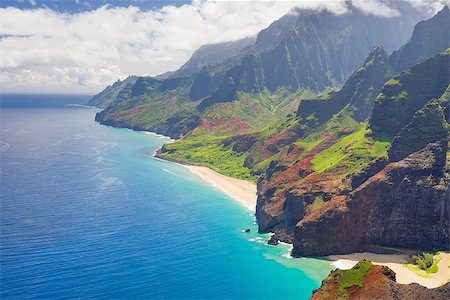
[0,0,444,93]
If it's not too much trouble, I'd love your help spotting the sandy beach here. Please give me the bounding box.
[328,252,450,288]
[187,165,257,211]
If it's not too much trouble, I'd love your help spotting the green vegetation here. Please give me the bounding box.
[407,252,434,270]
[334,260,373,299]
[388,100,448,161]
[297,45,390,126]
[309,196,326,212]
[406,252,440,274]
[311,124,390,175]
[159,135,257,182]
[370,50,450,137]
[384,78,401,86]
[294,138,324,154]
[88,76,137,108]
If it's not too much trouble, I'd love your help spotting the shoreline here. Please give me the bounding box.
[186,165,257,211]
[148,131,448,289]
[327,252,450,288]
[151,144,257,212]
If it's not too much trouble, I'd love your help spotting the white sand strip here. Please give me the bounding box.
[187,165,257,211]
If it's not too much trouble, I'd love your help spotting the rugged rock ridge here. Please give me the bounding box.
[370,49,450,138]
[256,50,450,255]
[199,8,424,110]
[297,45,390,127]
[255,7,450,252]
[293,140,449,256]
[90,4,425,119]
[310,260,450,300]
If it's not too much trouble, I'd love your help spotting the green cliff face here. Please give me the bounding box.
[297,45,390,129]
[197,8,424,111]
[370,49,449,138]
[287,50,450,256]
[256,8,450,252]
[388,100,448,162]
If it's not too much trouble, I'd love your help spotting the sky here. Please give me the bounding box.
[0,0,448,94]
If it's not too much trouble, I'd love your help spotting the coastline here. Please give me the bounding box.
[149,130,448,289]
[187,165,257,211]
[150,141,257,212]
[328,252,450,288]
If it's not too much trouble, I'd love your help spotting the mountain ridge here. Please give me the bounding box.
[91,5,449,261]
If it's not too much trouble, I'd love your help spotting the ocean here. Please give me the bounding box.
[0,94,333,299]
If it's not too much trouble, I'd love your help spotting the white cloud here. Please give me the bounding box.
[404,0,450,14]
[0,1,353,93]
[351,0,400,17]
[0,0,435,93]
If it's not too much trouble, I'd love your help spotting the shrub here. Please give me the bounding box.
[407,252,435,270]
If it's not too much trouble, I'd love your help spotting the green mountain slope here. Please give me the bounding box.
[297,45,391,128]
[90,4,425,116]
[88,76,137,108]
[370,49,449,138]
[254,7,449,252]
[198,7,425,111]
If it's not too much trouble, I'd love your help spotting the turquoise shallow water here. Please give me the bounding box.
[0,98,333,299]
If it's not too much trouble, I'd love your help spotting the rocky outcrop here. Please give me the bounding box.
[257,44,450,256]
[220,133,259,153]
[311,260,450,300]
[256,130,351,243]
[350,157,388,189]
[293,140,449,257]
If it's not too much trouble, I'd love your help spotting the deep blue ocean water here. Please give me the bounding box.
[0,95,333,299]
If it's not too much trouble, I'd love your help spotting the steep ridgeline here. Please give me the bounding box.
[94,76,203,138]
[160,36,256,79]
[89,10,299,110]
[292,50,449,256]
[389,5,450,72]
[88,76,137,109]
[91,4,426,138]
[297,45,391,126]
[159,11,299,80]
[311,260,450,300]
[255,8,450,252]
[199,7,425,110]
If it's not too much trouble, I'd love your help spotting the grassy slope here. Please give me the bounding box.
[311,124,390,175]
[159,88,308,181]
[159,134,256,181]
[334,260,373,298]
